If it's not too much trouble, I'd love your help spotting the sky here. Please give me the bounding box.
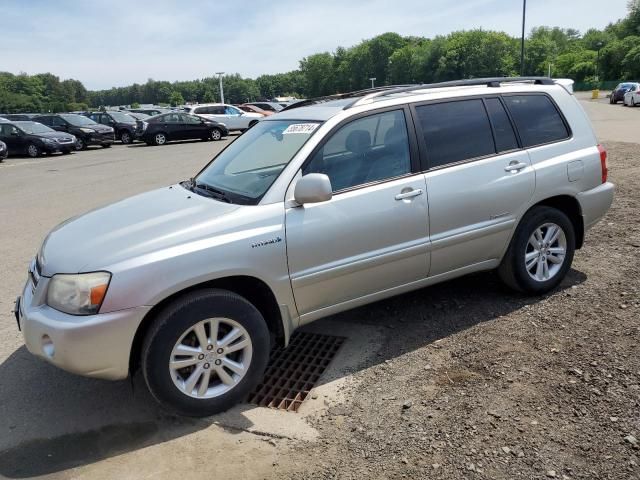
[0,0,632,90]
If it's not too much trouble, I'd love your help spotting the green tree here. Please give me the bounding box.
[169,91,184,106]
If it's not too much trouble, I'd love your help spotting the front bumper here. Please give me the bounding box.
[16,274,150,380]
[577,182,615,231]
[42,141,75,153]
[84,133,115,146]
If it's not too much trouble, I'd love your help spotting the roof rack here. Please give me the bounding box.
[347,77,556,108]
[280,85,418,111]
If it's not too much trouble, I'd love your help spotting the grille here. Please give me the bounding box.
[247,331,345,412]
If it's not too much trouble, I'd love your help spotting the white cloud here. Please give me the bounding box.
[0,0,631,89]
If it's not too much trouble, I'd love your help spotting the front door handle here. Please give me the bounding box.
[504,161,528,172]
[395,189,423,201]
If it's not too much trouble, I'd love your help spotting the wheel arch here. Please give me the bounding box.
[527,195,584,249]
[129,275,285,375]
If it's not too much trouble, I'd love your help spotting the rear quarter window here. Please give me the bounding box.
[503,95,569,148]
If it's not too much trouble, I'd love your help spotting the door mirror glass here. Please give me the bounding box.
[294,174,333,205]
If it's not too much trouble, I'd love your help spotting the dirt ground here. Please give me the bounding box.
[273,140,640,479]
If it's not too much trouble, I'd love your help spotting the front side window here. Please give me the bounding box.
[416,100,495,168]
[60,114,97,127]
[303,109,411,192]
[51,116,67,127]
[503,95,569,147]
[164,113,181,123]
[195,120,320,204]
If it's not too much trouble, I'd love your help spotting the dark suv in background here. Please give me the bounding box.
[34,114,115,150]
[610,83,638,104]
[0,120,76,157]
[85,111,137,144]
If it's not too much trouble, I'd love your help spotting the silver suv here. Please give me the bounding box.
[183,103,262,131]
[14,78,614,416]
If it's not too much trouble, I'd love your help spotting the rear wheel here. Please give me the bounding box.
[75,138,87,150]
[153,132,168,146]
[26,143,41,158]
[498,206,575,295]
[141,289,270,417]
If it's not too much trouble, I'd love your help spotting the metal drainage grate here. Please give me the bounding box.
[247,331,346,412]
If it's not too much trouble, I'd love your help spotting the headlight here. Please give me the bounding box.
[80,127,95,133]
[70,135,77,142]
[46,272,111,315]
[141,121,148,131]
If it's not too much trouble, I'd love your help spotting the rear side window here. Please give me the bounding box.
[484,98,519,152]
[415,100,494,168]
[503,95,569,147]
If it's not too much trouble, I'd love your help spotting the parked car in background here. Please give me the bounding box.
[14,77,614,417]
[610,82,638,104]
[623,84,640,106]
[85,111,138,144]
[245,102,283,112]
[129,107,172,116]
[0,140,7,161]
[138,112,228,145]
[238,104,273,116]
[0,113,41,121]
[34,114,115,150]
[0,120,76,157]
[182,104,262,131]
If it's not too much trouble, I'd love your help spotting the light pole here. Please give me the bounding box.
[216,72,225,104]
[369,77,376,88]
[520,0,527,76]
[595,42,604,84]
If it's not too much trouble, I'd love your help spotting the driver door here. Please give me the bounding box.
[285,108,431,320]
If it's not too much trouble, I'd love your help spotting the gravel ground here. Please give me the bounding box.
[279,141,640,480]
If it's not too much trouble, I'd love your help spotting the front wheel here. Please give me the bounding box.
[75,138,87,150]
[141,289,270,417]
[120,131,133,144]
[498,206,575,295]
[26,143,41,158]
[210,128,223,141]
[153,132,168,146]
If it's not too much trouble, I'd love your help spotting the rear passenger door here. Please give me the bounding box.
[413,97,535,276]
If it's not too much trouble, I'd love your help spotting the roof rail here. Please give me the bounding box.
[280,85,418,111]
[347,77,556,109]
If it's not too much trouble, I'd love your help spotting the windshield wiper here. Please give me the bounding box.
[193,180,232,203]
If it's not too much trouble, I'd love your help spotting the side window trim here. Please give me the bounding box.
[482,96,522,153]
[299,105,422,196]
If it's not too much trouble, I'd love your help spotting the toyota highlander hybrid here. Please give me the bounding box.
[15,77,614,416]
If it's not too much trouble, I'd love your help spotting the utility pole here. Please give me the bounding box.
[216,72,225,104]
[520,0,527,76]
[595,42,604,83]
[369,77,376,88]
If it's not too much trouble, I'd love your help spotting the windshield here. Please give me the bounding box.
[195,120,321,204]
[60,114,97,126]
[108,111,136,123]
[15,121,54,134]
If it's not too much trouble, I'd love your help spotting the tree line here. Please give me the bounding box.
[1,1,639,113]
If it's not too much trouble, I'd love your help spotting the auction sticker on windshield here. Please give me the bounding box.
[282,123,319,134]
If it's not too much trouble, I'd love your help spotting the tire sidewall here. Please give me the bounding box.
[509,207,575,294]
[142,289,270,417]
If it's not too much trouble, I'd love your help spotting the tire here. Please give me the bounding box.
[62,149,71,155]
[632,97,637,107]
[153,132,168,146]
[76,138,87,150]
[498,206,575,295]
[26,143,41,158]
[141,289,270,417]
[210,128,223,141]
[102,144,112,148]
[120,130,133,144]
[610,95,614,104]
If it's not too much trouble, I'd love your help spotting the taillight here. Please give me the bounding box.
[598,144,608,183]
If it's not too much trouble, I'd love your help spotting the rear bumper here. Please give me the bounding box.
[577,182,615,231]
[17,276,150,380]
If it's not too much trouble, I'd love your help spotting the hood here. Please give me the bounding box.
[77,123,112,133]
[40,184,241,275]
[37,131,75,141]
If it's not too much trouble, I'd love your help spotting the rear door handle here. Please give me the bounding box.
[395,189,423,201]
[504,161,528,172]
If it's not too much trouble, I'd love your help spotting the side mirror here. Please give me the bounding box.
[294,174,332,205]
[11,130,21,136]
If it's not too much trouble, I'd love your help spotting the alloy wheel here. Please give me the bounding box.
[155,133,166,145]
[27,144,39,157]
[524,222,567,282]
[211,129,222,141]
[169,317,253,399]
